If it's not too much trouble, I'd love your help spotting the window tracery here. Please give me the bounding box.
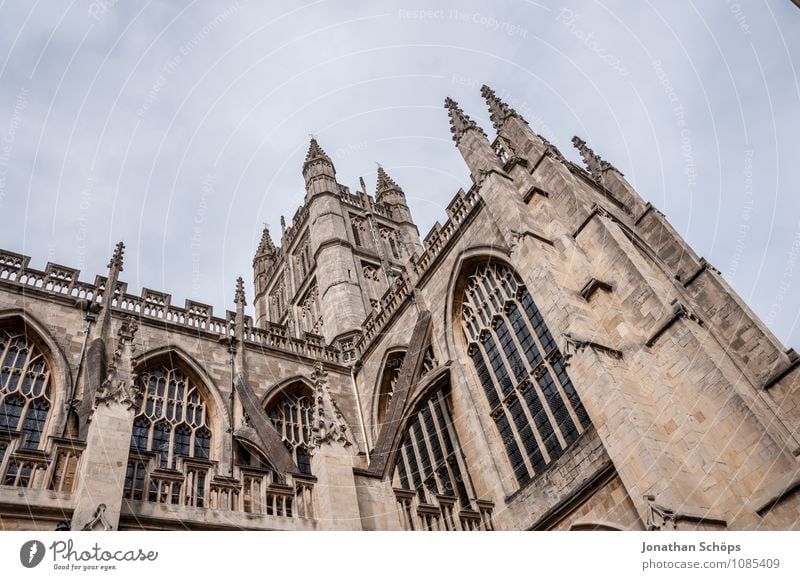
[0,327,52,450]
[266,386,313,475]
[124,365,212,503]
[351,215,366,247]
[392,385,492,531]
[379,227,401,260]
[461,263,591,486]
[299,281,322,335]
[420,345,438,378]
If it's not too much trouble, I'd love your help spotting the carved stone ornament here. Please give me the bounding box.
[81,503,113,531]
[644,495,676,531]
[309,360,352,453]
[93,316,139,412]
[561,332,623,366]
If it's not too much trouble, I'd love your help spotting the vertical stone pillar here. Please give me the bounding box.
[308,361,362,530]
[70,316,138,531]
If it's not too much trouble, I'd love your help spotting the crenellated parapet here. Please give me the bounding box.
[0,247,343,364]
[412,185,482,279]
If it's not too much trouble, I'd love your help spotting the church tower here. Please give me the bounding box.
[252,138,423,347]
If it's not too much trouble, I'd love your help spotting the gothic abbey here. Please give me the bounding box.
[0,86,798,531]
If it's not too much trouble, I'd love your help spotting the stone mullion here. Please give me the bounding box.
[475,338,535,479]
[398,443,415,494]
[508,295,584,437]
[410,419,436,503]
[417,402,445,499]
[406,423,428,504]
[489,317,557,464]
[499,305,568,452]
[400,443,423,529]
[432,390,475,508]
[427,396,458,501]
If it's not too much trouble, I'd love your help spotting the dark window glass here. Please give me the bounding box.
[462,263,591,486]
[21,398,49,449]
[0,393,24,431]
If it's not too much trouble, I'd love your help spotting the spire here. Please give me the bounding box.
[256,225,276,256]
[481,84,523,129]
[234,276,247,307]
[304,137,333,169]
[375,165,404,203]
[107,241,125,272]
[444,97,486,144]
[302,136,336,193]
[572,136,615,180]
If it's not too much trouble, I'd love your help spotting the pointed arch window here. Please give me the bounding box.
[0,327,53,450]
[392,384,492,531]
[266,386,313,475]
[128,366,213,469]
[461,263,591,486]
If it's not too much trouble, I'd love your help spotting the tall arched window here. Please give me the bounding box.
[0,326,53,450]
[392,383,492,531]
[266,386,313,475]
[129,366,212,469]
[461,263,591,486]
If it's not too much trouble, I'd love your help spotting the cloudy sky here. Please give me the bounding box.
[0,0,798,346]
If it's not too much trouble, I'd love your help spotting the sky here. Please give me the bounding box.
[0,0,798,347]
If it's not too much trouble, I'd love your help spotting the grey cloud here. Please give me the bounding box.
[0,0,797,345]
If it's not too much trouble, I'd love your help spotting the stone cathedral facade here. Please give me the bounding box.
[0,86,798,532]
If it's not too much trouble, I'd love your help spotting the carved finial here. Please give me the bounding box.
[572,136,615,180]
[480,84,524,129]
[309,359,351,452]
[107,241,125,271]
[117,315,138,348]
[280,215,286,233]
[256,225,276,256]
[95,316,139,410]
[234,276,246,306]
[444,97,486,144]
